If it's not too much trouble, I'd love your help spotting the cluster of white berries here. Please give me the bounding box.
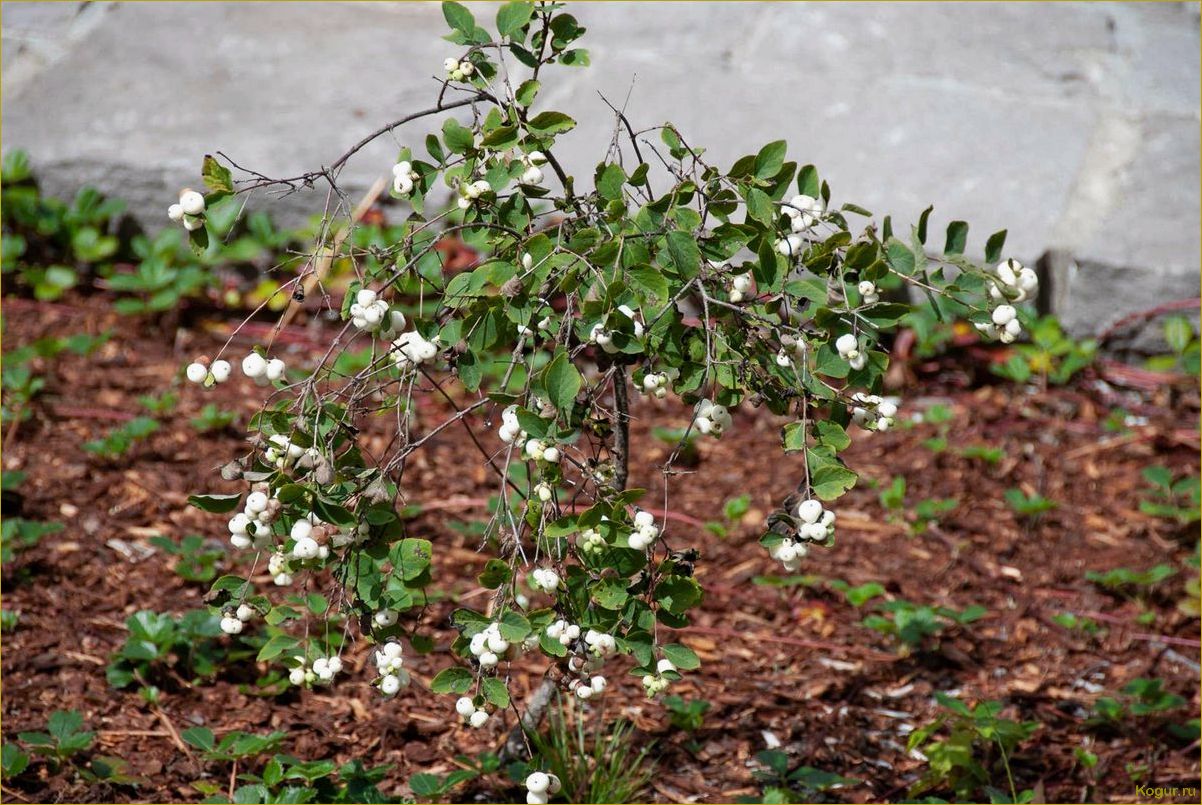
[166,189,206,232]
[374,608,399,628]
[469,622,511,669]
[835,332,867,371]
[219,603,256,635]
[767,536,808,572]
[518,150,547,185]
[977,259,1037,344]
[850,393,898,432]
[391,331,440,369]
[583,628,617,658]
[545,619,581,648]
[637,369,674,399]
[533,481,554,503]
[455,696,492,728]
[268,550,293,586]
[290,516,333,562]
[767,497,838,571]
[528,567,560,593]
[240,351,286,384]
[350,288,406,336]
[524,771,563,805]
[588,305,644,353]
[263,434,319,471]
[775,194,825,257]
[692,399,733,438]
[331,521,370,549]
[858,280,880,305]
[498,405,528,448]
[456,178,493,209]
[185,357,232,386]
[729,271,754,303]
[774,332,808,370]
[523,438,561,464]
[227,483,279,550]
[642,658,677,697]
[443,56,475,82]
[288,654,343,687]
[567,671,608,701]
[576,524,606,555]
[628,510,660,551]
[391,160,420,196]
[374,641,411,696]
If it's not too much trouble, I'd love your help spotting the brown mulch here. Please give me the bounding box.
[1,296,1199,804]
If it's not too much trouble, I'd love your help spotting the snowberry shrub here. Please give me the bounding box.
[181,0,1035,760]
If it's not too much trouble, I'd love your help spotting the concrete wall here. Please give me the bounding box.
[3,1,1199,333]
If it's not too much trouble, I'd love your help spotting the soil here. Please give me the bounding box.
[1,295,1199,804]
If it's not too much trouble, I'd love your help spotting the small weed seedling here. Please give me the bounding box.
[990,314,1096,386]
[705,493,752,538]
[1,743,30,781]
[959,443,1006,466]
[148,533,225,583]
[907,693,1039,803]
[1138,465,1200,527]
[863,599,986,652]
[1,516,63,565]
[106,609,248,691]
[83,416,160,459]
[741,750,857,803]
[16,709,94,766]
[1085,564,1176,603]
[190,403,238,433]
[408,754,495,803]
[1003,488,1056,519]
[137,390,180,416]
[1050,611,1106,640]
[1145,314,1200,378]
[663,694,711,733]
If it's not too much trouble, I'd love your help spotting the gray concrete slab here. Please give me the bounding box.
[2,1,1199,333]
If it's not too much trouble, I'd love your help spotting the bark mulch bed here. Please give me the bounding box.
[2,296,1198,803]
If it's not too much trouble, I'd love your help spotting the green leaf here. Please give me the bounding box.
[627,265,670,306]
[745,187,775,227]
[664,230,700,279]
[754,140,787,180]
[943,221,968,255]
[916,205,934,244]
[187,493,241,513]
[477,558,512,589]
[515,79,540,107]
[442,119,475,154]
[430,666,474,694]
[201,155,234,195]
[796,164,820,198]
[984,229,1007,263]
[1164,316,1194,354]
[527,111,577,135]
[182,727,216,752]
[885,238,916,276]
[442,1,475,34]
[481,677,511,708]
[542,350,582,415]
[661,643,700,670]
[814,420,851,452]
[844,582,885,607]
[595,163,626,201]
[496,1,533,37]
[187,225,209,256]
[256,634,299,662]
